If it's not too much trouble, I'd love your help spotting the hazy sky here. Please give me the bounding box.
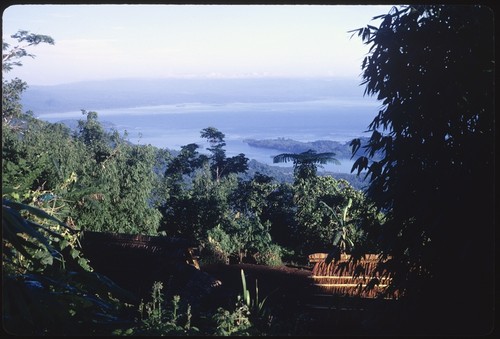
[2,4,394,86]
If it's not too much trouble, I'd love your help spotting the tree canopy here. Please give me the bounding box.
[2,30,55,125]
[350,5,494,334]
[2,30,55,72]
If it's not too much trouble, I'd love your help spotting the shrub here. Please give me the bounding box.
[202,224,235,265]
[254,243,283,266]
[115,281,199,336]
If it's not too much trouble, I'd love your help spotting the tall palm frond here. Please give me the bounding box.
[273,149,340,165]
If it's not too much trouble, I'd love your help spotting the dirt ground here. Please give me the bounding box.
[198,263,402,336]
[199,263,317,334]
[201,263,311,303]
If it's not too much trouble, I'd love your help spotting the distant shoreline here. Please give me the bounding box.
[23,77,378,115]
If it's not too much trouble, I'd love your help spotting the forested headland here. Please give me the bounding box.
[2,5,494,336]
[243,136,381,159]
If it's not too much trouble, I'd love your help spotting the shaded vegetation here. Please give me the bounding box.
[349,4,494,335]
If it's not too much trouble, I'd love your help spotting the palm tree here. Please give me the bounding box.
[273,149,340,180]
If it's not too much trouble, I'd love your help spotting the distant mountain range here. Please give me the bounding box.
[21,77,369,114]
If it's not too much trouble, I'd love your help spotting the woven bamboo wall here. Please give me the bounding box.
[308,253,397,299]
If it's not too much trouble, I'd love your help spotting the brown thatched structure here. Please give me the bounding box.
[79,231,218,304]
[308,253,398,299]
[81,231,199,267]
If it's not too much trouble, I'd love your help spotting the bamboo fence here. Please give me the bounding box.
[308,253,398,299]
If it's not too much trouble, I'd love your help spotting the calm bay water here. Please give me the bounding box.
[39,98,379,173]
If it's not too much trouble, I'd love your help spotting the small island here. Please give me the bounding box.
[243,136,374,159]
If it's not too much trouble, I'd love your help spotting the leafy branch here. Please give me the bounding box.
[3,30,54,72]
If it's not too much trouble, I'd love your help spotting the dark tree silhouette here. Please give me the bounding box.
[350,5,494,335]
